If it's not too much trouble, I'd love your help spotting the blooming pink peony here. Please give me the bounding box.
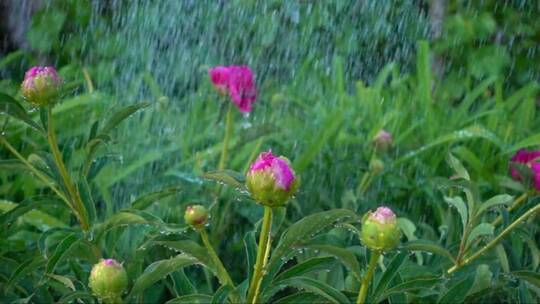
[532,163,540,191]
[509,149,540,178]
[209,65,256,113]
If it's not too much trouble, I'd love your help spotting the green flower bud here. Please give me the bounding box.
[89,259,128,302]
[184,205,209,229]
[373,130,392,152]
[369,158,384,175]
[21,66,62,107]
[246,150,299,207]
[360,206,401,251]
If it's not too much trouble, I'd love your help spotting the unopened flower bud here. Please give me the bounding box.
[246,150,299,207]
[21,66,62,107]
[89,259,128,302]
[184,205,209,229]
[360,206,401,251]
[373,130,392,151]
[369,158,384,175]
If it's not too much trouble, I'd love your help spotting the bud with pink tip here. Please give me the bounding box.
[373,129,392,151]
[246,150,299,207]
[89,259,128,302]
[360,206,401,251]
[21,66,62,107]
[184,205,209,229]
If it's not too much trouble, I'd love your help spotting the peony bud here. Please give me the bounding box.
[209,65,256,113]
[246,150,299,207]
[360,206,401,251]
[21,66,62,107]
[373,130,392,151]
[184,205,209,229]
[369,158,385,175]
[89,259,128,302]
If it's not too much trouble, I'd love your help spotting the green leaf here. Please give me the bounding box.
[377,277,441,302]
[0,197,61,226]
[129,254,198,296]
[447,153,470,181]
[131,185,183,210]
[273,257,336,283]
[303,244,362,281]
[444,196,468,232]
[58,291,95,304]
[100,102,150,135]
[397,218,417,241]
[373,252,407,301]
[165,294,212,304]
[45,233,81,274]
[212,284,233,304]
[512,271,540,289]
[438,275,475,304]
[45,273,75,291]
[0,92,43,132]
[295,110,344,173]
[244,231,257,285]
[466,223,494,248]
[469,264,493,295]
[396,125,503,164]
[508,133,540,153]
[0,159,27,172]
[93,211,147,241]
[7,257,46,289]
[274,292,327,304]
[202,170,246,189]
[495,244,510,273]
[476,194,514,216]
[268,209,357,272]
[264,277,350,304]
[401,240,455,263]
[152,241,212,270]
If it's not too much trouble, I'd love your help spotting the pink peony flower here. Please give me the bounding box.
[509,149,540,180]
[369,206,397,224]
[209,66,230,94]
[532,162,540,191]
[249,150,295,191]
[208,65,256,113]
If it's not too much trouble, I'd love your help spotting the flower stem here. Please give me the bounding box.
[0,136,71,206]
[492,192,528,226]
[199,229,239,302]
[246,206,273,304]
[218,103,233,170]
[357,250,381,304]
[448,203,540,274]
[47,106,90,231]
